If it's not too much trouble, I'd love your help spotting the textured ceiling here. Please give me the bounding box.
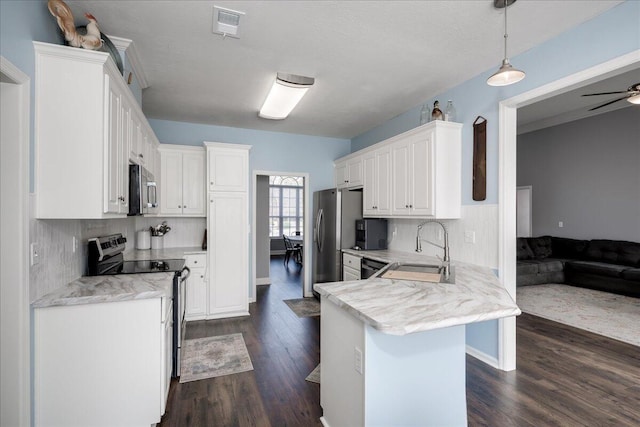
[64,1,623,139]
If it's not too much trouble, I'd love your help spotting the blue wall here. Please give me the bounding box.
[351,0,640,360]
[1,0,62,192]
[149,119,350,193]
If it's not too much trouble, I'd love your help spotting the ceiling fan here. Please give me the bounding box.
[582,82,640,111]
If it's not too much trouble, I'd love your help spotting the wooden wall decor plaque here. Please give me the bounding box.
[472,116,487,201]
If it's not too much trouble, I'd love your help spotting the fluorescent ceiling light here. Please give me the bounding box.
[259,73,315,120]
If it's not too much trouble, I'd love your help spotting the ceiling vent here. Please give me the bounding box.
[213,6,245,38]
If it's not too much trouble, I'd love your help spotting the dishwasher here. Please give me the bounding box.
[360,257,387,279]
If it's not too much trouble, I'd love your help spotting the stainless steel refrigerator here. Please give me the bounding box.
[312,188,363,289]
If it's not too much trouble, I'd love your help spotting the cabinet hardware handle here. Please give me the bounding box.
[184,205,187,208]
[405,204,409,208]
[178,205,182,208]
[139,154,144,158]
[409,204,413,208]
[210,181,214,185]
[194,260,198,264]
[200,275,204,278]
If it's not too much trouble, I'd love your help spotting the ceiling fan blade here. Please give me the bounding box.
[588,95,629,111]
[582,90,629,96]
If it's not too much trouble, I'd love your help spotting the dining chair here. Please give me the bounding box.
[283,235,302,266]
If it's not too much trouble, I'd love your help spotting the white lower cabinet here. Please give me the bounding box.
[342,252,362,281]
[34,297,170,426]
[185,253,207,320]
[208,191,249,318]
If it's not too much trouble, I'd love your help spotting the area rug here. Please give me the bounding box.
[283,298,321,317]
[180,333,254,383]
[517,284,639,347]
[305,364,321,384]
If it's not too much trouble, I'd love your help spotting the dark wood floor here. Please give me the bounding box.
[160,256,320,427]
[161,257,640,426]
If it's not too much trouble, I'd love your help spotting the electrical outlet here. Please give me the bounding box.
[464,231,476,244]
[30,243,40,266]
[72,236,78,253]
[354,347,363,374]
[558,221,564,228]
[392,226,397,239]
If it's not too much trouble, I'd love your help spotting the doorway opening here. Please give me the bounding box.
[1,56,31,427]
[498,49,640,370]
[252,171,311,299]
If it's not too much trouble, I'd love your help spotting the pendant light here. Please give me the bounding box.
[487,0,525,87]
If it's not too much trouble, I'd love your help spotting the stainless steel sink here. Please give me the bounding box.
[374,262,456,284]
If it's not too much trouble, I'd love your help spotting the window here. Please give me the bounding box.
[269,175,303,237]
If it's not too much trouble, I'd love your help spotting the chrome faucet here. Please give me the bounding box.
[416,220,451,278]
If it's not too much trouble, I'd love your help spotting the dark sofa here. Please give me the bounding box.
[516,236,640,298]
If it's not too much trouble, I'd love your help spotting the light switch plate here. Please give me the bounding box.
[354,347,363,374]
[30,243,40,266]
[464,231,476,244]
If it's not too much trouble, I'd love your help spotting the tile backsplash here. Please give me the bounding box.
[29,194,206,302]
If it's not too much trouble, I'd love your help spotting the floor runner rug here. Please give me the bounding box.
[284,298,321,317]
[305,364,320,384]
[517,284,639,347]
[180,333,254,383]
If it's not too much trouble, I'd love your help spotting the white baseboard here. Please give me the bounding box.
[319,416,330,427]
[256,277,270,285]
[466,345,500,370]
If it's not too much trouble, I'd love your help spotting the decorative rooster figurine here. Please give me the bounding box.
[47,0,103,50]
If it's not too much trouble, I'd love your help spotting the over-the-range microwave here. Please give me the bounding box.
[128,164,158,216]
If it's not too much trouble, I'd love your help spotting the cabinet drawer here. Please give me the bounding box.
[185,254,206,268]
[343,253,362,270]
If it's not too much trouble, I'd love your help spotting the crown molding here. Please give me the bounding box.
[107,35,149,89]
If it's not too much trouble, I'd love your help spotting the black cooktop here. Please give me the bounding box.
[101,259,186,275]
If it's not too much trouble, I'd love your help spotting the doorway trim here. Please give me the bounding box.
[252,170,311,300]
[0,55,31,427]
[498,49,640,371]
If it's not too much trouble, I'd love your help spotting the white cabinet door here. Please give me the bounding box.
[160,151,184,215]
[185,267,207,319]
[159,147,206,216]
[161,304,172,416]
[347,157,363,187]
[408,134,434,216]
[182,152,206,216]
[208,148,248,192]
[375,147,392,215]
[391,141,411,216]
[208,192,249,318]
[362,153,376,215]
[343,267,360,281]
[105,80,122,214]
[335,160,348,189]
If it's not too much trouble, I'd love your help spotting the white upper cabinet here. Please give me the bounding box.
[207,145,249,192]
[335,156,363,189]
[336,121,461,219]
[33,42,159,219]
[363,146,391,216]
[158,145,206,217]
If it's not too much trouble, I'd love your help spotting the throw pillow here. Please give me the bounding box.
[528,236,553,259]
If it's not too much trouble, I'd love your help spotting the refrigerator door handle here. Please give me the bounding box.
[316,209,324,252]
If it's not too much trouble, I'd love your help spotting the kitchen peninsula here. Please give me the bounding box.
[314,249,520,427]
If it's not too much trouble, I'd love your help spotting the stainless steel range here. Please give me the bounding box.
[87,234,190,378]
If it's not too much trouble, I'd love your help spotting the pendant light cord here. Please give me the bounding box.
[503,3,509,59]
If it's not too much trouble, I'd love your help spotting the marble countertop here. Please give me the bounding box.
[32,272,174,308]
[314,249,520,336]
[125,246,206,261]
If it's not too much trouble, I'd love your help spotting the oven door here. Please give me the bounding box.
[173,266,190,378]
